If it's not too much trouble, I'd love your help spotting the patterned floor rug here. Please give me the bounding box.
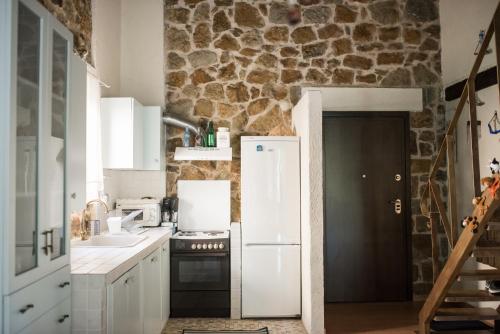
[183,328,268,334]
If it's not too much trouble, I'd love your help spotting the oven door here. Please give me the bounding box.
[171,252,229,291]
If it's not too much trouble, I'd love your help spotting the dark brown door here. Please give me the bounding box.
[323,112,411,303]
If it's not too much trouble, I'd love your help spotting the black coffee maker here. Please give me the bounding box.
[162,196,178,224]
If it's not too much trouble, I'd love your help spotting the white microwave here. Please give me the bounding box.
[116,198,161,227]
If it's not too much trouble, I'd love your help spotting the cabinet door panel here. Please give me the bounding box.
[161,240,170,326]
[15,0,42,276]
[110,264,141,334]
[45,20,71,261]
[143,248,162,334]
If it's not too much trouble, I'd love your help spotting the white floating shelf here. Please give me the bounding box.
[174,147,232,161]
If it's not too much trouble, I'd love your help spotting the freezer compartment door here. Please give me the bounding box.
[241,139,300,244]
[242,245,301,318]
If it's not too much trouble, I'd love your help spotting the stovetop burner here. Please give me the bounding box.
[172,230,230,240]
[177,231,197,237]
[205,231,224,236]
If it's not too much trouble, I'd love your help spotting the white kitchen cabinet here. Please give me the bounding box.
[18,297,71,334]
[143,106,164,170]
[109,264,142,334]
[161,240,170,328]
[101,98,164,170]
[101,97,144,169]
[1,0,85,332]
[143,248,162,334]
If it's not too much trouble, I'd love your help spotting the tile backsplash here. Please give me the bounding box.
[103,169,167,208]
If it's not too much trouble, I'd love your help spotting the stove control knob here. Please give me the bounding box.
[213,243,219,249]
[219,243,225,249]
[196,244,202,250]
[208,244,213,249]
[202,244,207,249]
[191,244,196,250]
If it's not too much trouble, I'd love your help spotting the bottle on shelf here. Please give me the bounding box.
[183,127,190,147]
[206,121,216,147]
[216,127,230,148]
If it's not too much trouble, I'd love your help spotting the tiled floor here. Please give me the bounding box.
[163,302,422,334]
[325,302,422,334]
[163,318,307,334]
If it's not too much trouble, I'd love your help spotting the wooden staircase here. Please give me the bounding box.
[418,4,500,333]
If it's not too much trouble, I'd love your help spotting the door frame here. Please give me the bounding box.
[322,111,413,302]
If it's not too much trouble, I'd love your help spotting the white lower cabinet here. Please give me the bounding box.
[109,265,141,334]
[107,243,170,334]
[19,298,71,334]
[142,249,162,334]
[4,265,71,333]
[161,240,170,328]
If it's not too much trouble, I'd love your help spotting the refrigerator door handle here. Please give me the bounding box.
[244,243,301,246]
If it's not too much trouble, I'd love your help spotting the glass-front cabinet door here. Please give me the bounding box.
[46,26,70,261]
[15,0,42,276]
[9,0,73,291]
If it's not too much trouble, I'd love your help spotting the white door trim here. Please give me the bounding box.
[301,87,423,112]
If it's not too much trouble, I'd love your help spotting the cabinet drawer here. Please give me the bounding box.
[5,266,71,333]
[18,297,71,334]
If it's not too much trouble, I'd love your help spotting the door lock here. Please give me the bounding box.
[393,199,402,214]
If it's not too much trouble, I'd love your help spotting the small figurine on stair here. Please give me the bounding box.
[470,158,500,217]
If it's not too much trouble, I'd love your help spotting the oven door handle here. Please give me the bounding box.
[171,252,228,257]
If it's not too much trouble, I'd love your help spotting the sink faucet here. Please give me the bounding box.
[81,199,109,240]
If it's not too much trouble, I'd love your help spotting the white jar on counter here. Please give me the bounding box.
[216,127,230,148]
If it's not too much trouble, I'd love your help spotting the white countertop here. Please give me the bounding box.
[71,227,172,284]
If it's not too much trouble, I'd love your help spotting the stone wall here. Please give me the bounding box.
[164,0,446,298]
[38,0,92,63]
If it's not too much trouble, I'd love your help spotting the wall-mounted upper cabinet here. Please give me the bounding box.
[101,97,164,171]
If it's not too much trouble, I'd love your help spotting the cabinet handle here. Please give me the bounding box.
[41,229,53,255]
[71,192,76,199]
[58,314,70,323]
[124,276,134,285]
[19,304,34,314]
[151,256,158,263]
[58,281,70,288]
[32,231,36,256]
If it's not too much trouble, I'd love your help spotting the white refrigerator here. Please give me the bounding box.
[241,136,301,318]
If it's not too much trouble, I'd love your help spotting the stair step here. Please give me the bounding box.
[459,269,500,280]
[474,247,500,257]
[430,331,493,334]
[487,220,500,230]
[434,308,500,321]
[445,290,500,302]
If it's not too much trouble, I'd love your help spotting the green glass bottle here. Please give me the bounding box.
[206,121,216,147]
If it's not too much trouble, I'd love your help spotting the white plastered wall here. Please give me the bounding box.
[92,0,166,203]
[293,87,423,334]
[292,91,324,334]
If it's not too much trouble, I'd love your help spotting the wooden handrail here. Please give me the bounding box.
[418,4,500,333]
[419,9,497,229]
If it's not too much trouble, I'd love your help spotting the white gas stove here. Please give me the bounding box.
[170,180,232,317]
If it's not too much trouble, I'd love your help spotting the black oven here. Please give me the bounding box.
[171,252,229,291]
[170,238,230,317]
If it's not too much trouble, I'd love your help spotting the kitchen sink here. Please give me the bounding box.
[71,234,148,248]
